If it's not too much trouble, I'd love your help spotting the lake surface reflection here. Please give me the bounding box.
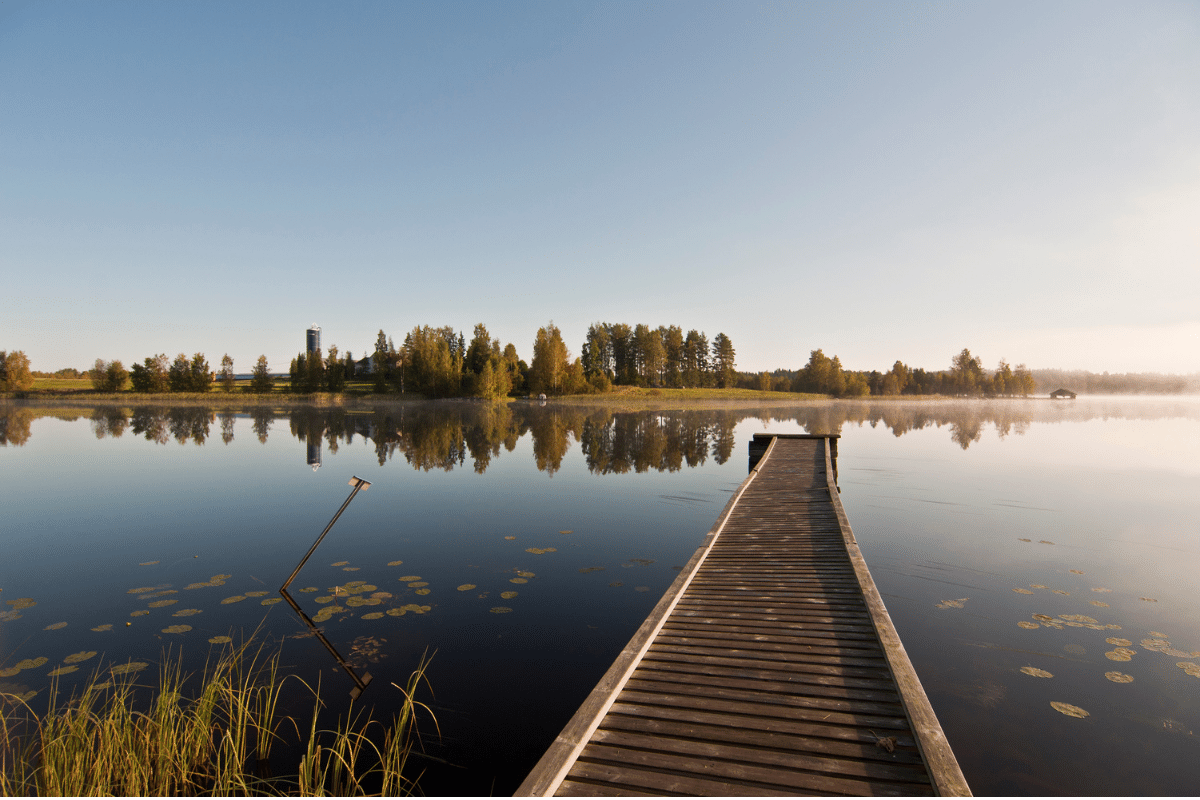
[2,397,1198,794]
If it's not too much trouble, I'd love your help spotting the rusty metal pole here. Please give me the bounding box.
[280,476,371,592]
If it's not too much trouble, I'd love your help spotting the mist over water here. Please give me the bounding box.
[2,396,1198,794]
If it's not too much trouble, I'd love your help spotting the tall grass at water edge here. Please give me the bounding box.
[0,641,435,796]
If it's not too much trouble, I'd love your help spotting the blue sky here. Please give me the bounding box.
[3,0,1198,375]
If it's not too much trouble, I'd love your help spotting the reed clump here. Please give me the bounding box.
[0,642,434,796]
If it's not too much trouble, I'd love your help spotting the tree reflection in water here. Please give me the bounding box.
[8,398,1199,464]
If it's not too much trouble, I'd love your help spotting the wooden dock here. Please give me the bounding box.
[516,434,969,797]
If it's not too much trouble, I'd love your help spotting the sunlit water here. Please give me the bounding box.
[1,398,1197,795]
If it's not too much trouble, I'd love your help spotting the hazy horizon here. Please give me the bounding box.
[3,1,1197,374]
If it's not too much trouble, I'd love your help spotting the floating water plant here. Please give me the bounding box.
[109,661,148,675]
[579,567,604,573]
[407,582,428,588]
[415,589,431,596]
[173,609,201,617]
[260,598,281,606]
[63,651,97,665]
[5,598,35,610]
[456,584,476,592]
[559,530,572,535]
[44,622,67,630]
[1105,650,1134,662]
[397,576,420,583]
[1090,601,1109,607]
[1106,638,1132,646]
[1092,587,1112,593]
[138,560,159,565]
[609,582,623,587]
[525,548,556,555]
[1013,588,1033,595]
[1039,540,1054,545]
[162,625,192,634]
[1105,672,1134,683]
[91,624,112,632]
[1059,614,1097,624]
[331,561,349,566]
[936,598,968,609]
[208,635,232,644]
[1017,538,1031,542]
[1050,702,1089,718]
[1052,590,1070,596]
[500,591,517,600]
[1018,621,1040,629]
[509,578,527,584]
[1030,584,1047,589]
[220,596,246,605]
[299,587,318,593]
[1020,667,1053,678]
[148,599,177,608]
[1069,569,1084,575]
[387,560,404,566]
[362,612,384,620]
[489,607,512,614]
[516,571,534,578]
[245,591,268,598]
[48,665,79,677]
[1140,597,1158,602]
[503,536,515,541]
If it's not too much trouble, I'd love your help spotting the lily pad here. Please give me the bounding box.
[209,636,233,644]
[489,607,513,614]
[45,622,67,630]
[5,598,35,610]
[503,536,515,540]
[509,578,528,584]
[1017,538,1031,542]
[0,611,22,622]
[261,598,281,606]
[1032,614,1054,622]
[609,582,624,587]
[362,612,384,620]
[1106,638,1132,647]
[1105,672,1134,683]
[1017,621,1040,629]
[91,624,113,632]
[579,567,605,573]
[501,591,518,600]
[936,598,968,609]
[1039,540,1055,545]
[525,547,556,555]
[139,561,159,566]
[245,591,268,598]
[1059,614,1098,624]
[407,582,428,588]
[299,587,318,593]
[1089,601,1109,607]
[1091,587,1112,593]
[398,576,421,583]
[331,561,349,567]
[48,665,80,677]
[0,668,18,678]
[457,584,476,592]
[1052,590,1070,596]
[1069,569,1084,575]
[63,651,97,664]
[1013,588,1033,595]
[1141,597,1158,602]
[1030,584,1047,589]
[386,608,406,617]
[127,586,161,595]
[387,560,404,566]
[1050,701,1089,718]
[517,571,535,578]
[1020,667,1053,678]
[220,596,246,605]
[342,567,360,571]
[415,589,431,596]
[15,657,47,670]
[173,609,202,617]
[162,625,191,634]
[560,530,572,535]
[1105,650,1133,662]
[110,662,148,676]
[148,600,177,608]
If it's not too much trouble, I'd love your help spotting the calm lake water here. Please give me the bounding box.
[2,397,1198,795]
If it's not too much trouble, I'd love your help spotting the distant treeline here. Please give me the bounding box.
[737,348,1037,397]
[12,331,1200,398]
[289,322,738,398]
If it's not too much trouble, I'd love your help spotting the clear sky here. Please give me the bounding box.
[3,0,1198,375]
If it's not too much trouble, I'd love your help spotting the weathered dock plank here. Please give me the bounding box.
[517,434,969,797]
